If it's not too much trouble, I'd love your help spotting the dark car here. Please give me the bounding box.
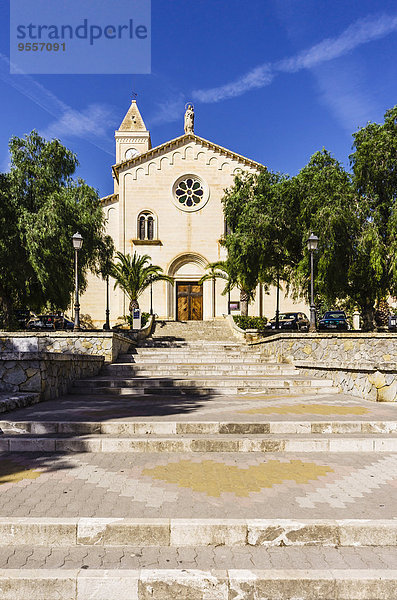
[318,310,349,331]
[27,314,74,330]
[14,309,31,329]
[269,312,309,331]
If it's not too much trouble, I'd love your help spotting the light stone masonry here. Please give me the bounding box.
[256,332,397,402]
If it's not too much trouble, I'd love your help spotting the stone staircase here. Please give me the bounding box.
[149,318,238,342]
[70,326,337,397]
[1,321,397,598]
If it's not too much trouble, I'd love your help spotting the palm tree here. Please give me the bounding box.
[199,261,229,317]
[199,261,255,316]
[111,251,174,321]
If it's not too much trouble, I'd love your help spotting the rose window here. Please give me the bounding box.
[175,177,204,207]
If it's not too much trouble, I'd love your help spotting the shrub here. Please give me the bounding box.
[233,315,268,330]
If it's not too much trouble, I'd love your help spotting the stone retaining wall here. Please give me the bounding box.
[0,352,103,401]
[255,333,397,402]
[0,331,131,363]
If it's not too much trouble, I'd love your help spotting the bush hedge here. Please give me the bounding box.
[233,315,268,330]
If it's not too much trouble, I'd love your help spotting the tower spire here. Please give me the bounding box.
[115,96,151,163]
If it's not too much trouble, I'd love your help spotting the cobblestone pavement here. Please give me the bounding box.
[0,545,396,570]
[2,391,397,423]
[1,451,397,518]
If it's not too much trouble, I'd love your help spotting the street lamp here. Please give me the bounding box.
[150,278,153,315]
[104,274,111,330]
[306,233,319,332]
[72,232,83,331]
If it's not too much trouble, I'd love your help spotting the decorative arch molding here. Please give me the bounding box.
[184,145,194,160]
[147,161,157,175]
[133,167,145,181]
[167,252,208,277]
[170,151,182,166]
[125,148,258,180]
[158,156,169,170]
[166,252,208,319]
[195,151,206,162]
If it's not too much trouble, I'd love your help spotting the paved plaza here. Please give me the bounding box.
[1,333,397,598]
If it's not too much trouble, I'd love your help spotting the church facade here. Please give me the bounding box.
[81,100,308,326]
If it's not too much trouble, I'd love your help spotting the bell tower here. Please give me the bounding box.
[115,99,151,164]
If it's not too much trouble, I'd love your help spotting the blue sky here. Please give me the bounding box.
[1,0,397,197]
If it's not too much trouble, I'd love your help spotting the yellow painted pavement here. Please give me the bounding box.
[0,459,41,485]
[143,459,333,497]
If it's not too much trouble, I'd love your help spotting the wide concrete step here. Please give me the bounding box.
[130,351,267,358]
[1,433,396,452]
[2,420,396,436]
[71,386,337,397]
[1,567,396,599]
[123,355,271,364]
[103,363,296,376]
[73,376,334,388]
[70,385,337,397]
[1,517,396,547]
[71,376,336,397]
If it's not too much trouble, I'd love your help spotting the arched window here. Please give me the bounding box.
[147,216,154,240]
[137,211,157,241]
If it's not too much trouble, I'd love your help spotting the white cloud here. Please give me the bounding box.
[193,12,397,103]
[312,60,378,134]
[193,64,274,104]
[0,53,114,155]
[149,93,186,126]
[42,104,115,141]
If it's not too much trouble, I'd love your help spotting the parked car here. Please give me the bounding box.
[14,309,31,329]
[318,310,349,331]
[27,314,75,330]
[268,312,309,331]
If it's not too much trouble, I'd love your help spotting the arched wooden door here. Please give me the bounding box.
[177,282,203,320]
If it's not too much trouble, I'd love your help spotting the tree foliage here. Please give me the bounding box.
[222,104,397,329]
[111,251,174,316]
[0,131,106,328]
[288,150,357,306]
[221,169,300,314]
[348,105,397,328]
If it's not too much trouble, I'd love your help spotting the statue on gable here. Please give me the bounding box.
[184,104,195,134]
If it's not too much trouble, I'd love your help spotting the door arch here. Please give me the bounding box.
[167,253,208,320]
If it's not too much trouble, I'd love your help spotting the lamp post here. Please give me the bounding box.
[104,274,110,330]
[275,267,280,330]
[150,278,153,315]
[72,232,83,332]
[307,233,319,332]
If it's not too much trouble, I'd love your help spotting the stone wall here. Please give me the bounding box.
[0,352,103,401]
[255,333,397,402]
[0,331,131,363]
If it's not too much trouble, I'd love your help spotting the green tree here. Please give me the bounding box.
[222,169,300,316]
[348,105,397,329]
[111,251,174,320]
[0,131,106,329]
[97,235,115,281]
[198,261,231,317]
[287,150,357,309]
